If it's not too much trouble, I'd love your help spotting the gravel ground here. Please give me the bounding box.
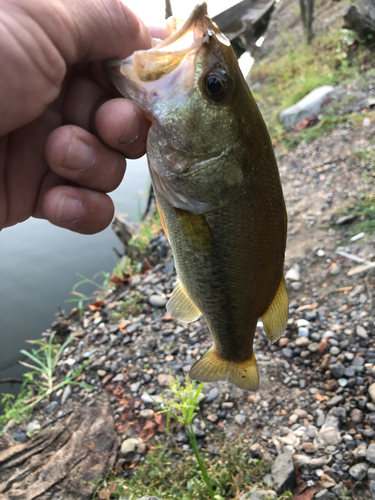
[2,78,375,500]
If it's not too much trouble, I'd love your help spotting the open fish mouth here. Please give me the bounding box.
[106,3,230,99]
[106,4,208,86]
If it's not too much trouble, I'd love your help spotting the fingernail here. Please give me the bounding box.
[64,137,96,171]
[56,195,85,222]
[118,111,140,145]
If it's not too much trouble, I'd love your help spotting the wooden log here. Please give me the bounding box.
[0,396,117,500]
[342,4,375,41]
[112,214,135,248]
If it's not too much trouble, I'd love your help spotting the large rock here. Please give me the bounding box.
[271,450,295,494]
[279,86,335,131]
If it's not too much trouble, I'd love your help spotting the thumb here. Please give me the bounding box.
[24,0,152,63]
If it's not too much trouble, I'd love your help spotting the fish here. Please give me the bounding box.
[106,2,288,391]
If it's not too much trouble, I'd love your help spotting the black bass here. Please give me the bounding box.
[106,3,288,390]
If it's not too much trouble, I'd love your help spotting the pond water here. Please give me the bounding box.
[0,157,149,396]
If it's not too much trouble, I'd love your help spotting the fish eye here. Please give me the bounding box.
[203,71,227,102]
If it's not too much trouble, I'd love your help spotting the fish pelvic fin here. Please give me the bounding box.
[167,279,201,322]
[261,276,289,343]
[189,346,259,391]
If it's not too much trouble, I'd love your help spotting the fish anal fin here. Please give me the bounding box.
[167,279,201,323]
[261,276,289,344]
[156,198,170,242]
[189,347,259,391]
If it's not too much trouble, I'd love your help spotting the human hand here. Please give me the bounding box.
[0,0,157,234]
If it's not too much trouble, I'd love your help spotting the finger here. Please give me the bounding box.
[43,185,114,234]
[95,98,150,159]
[41,0,152,63]
[148,22,172,40]
[62,77,109,131]
[45,125,126,192]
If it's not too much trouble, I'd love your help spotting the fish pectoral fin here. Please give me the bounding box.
[189,347,259,391]
[261,276,289,344]
[166,279,201,322]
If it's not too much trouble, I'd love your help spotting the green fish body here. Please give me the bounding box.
[106,3,288,390]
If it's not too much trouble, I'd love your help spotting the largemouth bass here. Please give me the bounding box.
[107,3,288,391]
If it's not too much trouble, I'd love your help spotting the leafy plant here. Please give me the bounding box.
[0,332,93,430]
[128,214,161,257]
[154,375,215,499]
[100,439,276,500]
[111,292,144,319]
[66,272,110,318]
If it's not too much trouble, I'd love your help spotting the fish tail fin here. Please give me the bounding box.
[189,346,259,391]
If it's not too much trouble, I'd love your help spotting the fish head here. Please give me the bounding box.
[107,3,258,213]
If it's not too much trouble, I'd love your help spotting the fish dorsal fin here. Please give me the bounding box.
[189,346,259,391]
[167,279,201,323]
[155,198,170,242]
[261,277,289,343]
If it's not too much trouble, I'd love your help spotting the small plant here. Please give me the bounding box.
[111,292,144,319]
[352,148,375,168]
[128,214,161,257]
[0,332,93,431]
[336,193,375,233]
[155,375,216,499]
[66,272,110,318]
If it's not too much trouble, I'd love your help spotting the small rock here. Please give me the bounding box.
[295,337,310,347]
[113,373,125,382]
[326,395,343,408]
[139,409,154,419]
[271,450,295,494]
[157,373,172,386]
[285,267,300,281]
[130,381,141,392]
[367,443,375,464]
[120,437,143,455]
[26,420,41,434]
[302,442,315,453]
[282,348,293,358]
[45,401,59,414]
[205,387,219,403]
[356,324,368,339]
[148,295,167,307]
[298,327,309,338]
[351,408,363,423]
[235,414,247,426]
[320,472,336,488]
[338,378,348,387]
[329,363,344,379]
[315,489,329,500]
[369,383,375,403]
[61,385,72,405]
[370,481,375,500]
[97,369,106,377]
[290,282,302,291]
[207,413,218,423]
[368,468,375,480]
[349,462,368,481]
